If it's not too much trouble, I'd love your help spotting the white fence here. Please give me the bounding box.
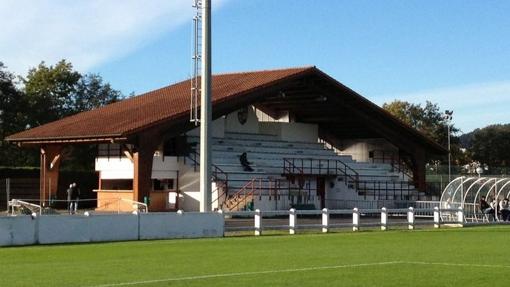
[224,207,465,235]
[0,212,223,246]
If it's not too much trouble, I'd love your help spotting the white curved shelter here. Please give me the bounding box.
[440,176,510,222]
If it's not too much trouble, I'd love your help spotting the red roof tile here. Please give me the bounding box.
[7,67,314,142]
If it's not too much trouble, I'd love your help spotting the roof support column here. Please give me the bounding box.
[133,133,161,207]
[411,149,427,194]
[40,145,63,207]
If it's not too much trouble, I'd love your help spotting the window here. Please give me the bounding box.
[153,179,175,191]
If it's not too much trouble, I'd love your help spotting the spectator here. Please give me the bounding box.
[66,184,73,214]
[480,196,494,221]
[500,198,510,221]
[69,182,80,214]
[240,152,253,172]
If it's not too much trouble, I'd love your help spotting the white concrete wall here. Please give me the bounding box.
[224,106,259,134]
[38,216,91,244]
[338,138,397,162]
[0,212,224,246]
[325,177,360,201]
[139,212,223,239]
[281,122,318,143]
[96,157,133,179]
[186,117,225,138]
[255,108,290,123]
[0,216,37,246]
[96,156,180,180]
[259,122,318,143]
[177,160,201,211]
[88,214,139,242]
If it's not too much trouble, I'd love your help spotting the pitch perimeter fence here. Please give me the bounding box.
[223,207,474,236]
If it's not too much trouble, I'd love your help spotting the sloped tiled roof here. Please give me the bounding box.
[7,67,314,142]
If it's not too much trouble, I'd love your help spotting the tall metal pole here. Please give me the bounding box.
[199,0,212,212]
[448,123,451,183]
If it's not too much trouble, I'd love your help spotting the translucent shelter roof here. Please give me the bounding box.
[440,176,510,222]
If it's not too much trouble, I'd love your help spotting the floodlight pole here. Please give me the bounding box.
[199,0,212,212]
[444,110,453,184]
[448,122,451,183]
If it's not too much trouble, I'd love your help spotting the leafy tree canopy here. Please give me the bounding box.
[465,124,510,169]
[383,100,471,165]
[0,60,124,168]
[383,100,458,146]
[23,60,122,128]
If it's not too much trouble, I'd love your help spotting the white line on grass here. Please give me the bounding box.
[88,261,510,287]
[89,261,401,287]
[403,261,510,269]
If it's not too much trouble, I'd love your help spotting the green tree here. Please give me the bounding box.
[23,60,122,128]
[23,60,81,127]
[468,124,510,172]
[383,100,469,165]
[0,62,38,166]
[383,100,456,146]
[1,60,124,168]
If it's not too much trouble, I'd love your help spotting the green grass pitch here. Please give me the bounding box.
[1,226,509,286]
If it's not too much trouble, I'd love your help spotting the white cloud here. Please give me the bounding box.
[0,0,227,75]
[375,81,510,133]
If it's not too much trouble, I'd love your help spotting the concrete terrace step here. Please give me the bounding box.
[188,134,331,151]
[207,145,339,157]
[211,152,354,164]
[223,132,280,141]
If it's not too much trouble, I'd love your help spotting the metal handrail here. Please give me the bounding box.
[187,149,229,195]
[8,199,42,215]
[222,177,262,211]
[120,198,148,213]
[282,157,360,190]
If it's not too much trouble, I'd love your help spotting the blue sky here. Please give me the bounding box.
[2,0,510,133]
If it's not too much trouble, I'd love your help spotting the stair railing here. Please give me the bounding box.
[222,177,262,211]
[282,157,360,191]
[187,149,229,195]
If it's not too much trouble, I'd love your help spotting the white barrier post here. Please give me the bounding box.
[289,208,296,235]
[353,208,359,231]
[407,207,415,230]
[217,209,224,236]
[457,207,464,227]
[434,207,440,228]
[254,209,262,236]
[381,207,388,231]
[322,208,329,233]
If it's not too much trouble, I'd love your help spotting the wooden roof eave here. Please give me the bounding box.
[6,134,128,147]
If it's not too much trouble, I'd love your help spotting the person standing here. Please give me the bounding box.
[66,184,74,214]
[68,183,80,214]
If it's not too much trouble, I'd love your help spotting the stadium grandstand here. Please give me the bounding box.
[6,66,446,212]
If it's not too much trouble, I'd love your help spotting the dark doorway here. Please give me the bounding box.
[316,177,326,209]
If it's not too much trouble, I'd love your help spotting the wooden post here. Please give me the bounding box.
[40,145,63,207]
[411,149,427,193]
[132,131,161,205]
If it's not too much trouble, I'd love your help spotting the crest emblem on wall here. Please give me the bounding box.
[237,107,248,125]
